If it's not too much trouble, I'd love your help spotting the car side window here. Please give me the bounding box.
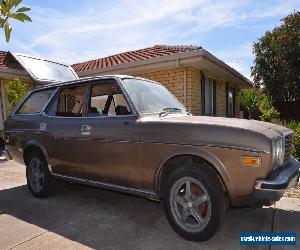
[17,89,55,114]
[47,85,86,117]
[88,80,131,117]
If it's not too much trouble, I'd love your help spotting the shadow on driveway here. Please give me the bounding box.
[0,180,281,250]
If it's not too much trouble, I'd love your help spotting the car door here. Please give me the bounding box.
[77,79,141,188]
[45,84,87,177]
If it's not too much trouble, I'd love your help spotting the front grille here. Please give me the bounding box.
[284,133,293,162]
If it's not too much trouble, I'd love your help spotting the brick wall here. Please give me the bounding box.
[217,80,227,117]
[235,88,241,118]
[186,66,201,115]
[121,67,240,118]
[134,68,186,104]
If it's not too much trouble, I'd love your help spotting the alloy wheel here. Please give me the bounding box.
[170,176,211,233]
[28,157,45,193]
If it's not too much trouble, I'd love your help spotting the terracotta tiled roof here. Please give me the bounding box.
[72,45,202,73]
[0,51,8,69]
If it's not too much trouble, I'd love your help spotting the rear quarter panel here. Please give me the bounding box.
[4,114,54,165]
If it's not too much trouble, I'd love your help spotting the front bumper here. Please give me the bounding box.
[254,157,300,201]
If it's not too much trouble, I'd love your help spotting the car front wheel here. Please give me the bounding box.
[163,167,225,241]
[26,151,55,198]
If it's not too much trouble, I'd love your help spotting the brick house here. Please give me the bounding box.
[0,45,252,123]
[72,45,252,118]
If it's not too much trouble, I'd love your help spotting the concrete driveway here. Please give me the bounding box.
[0,161,299,250]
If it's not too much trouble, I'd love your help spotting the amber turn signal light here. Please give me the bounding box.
[242,156,261,167]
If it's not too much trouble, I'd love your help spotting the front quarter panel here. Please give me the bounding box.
[139,118,273,206]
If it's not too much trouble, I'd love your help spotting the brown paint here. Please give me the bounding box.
[4,75,295,206]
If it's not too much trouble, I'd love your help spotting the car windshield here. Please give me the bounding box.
[122,78,187,115]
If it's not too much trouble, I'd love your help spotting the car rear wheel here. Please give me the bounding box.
[163,167,225,241]
[26,151,55,198]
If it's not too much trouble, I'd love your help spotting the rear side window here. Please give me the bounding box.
[17,89,55,114]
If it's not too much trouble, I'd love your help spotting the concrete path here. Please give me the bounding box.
[0,161,299,250]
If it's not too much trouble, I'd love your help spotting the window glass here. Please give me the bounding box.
[204,77,213,115]
[88,81,131,117]
[227,87,235,117]
[17,89,54,114]
[53,85,86,117]
[122,78,186,114]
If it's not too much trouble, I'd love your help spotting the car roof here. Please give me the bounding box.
[33,74,153,91]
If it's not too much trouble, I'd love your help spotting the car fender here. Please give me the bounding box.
[155,146,232,195]
[23,139,51,170]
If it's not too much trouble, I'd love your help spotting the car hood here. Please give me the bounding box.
[139,115,292,152]
[141,115,289,133]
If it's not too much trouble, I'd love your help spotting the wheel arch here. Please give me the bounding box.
[155,147,232,200]
[23,140,49,166]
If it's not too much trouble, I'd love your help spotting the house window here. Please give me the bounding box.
[227,86,236,117]
[205,77,213,115]
[201,73,216,116]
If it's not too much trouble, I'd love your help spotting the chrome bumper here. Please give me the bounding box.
[254,157,300,201]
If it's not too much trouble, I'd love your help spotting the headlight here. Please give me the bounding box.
[272,137,284,168]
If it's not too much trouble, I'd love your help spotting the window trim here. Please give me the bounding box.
[201,73,216,116]
[44,83,89,118]
[14,77,140,119]
[84,79,136,119]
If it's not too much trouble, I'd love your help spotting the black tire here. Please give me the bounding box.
[26,150,55,198]
[163,166,226,241]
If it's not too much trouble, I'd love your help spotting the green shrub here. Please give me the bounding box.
[260,107,280,122]
[293,128,300,161]
[259,94,280,122]
[282,120,300,160]
[240,89,280,121]
[240,89,260,119]
[4,78,28,111]
[283,120,300,130]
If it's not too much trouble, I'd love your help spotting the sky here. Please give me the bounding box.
[1,0,300,79]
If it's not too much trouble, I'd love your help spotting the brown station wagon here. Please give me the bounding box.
[3,70,300,241]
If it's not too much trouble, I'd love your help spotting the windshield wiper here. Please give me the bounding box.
[159,107,182,117]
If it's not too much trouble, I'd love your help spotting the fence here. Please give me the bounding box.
[275,101,300,121]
